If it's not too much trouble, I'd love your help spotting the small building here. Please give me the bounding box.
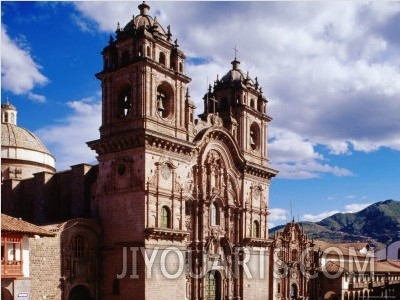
[270,221,400,300]
[1,213,55,299]
[315,241,400,300]
[30,218,102,300]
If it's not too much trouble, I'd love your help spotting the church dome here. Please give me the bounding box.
[1,100,55,181]
[121,2,168,39]
[1,123,53,155]
[1,101,16,110]
[220,58,256,88]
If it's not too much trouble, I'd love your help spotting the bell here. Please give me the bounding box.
[250,131,256,146]
[157,99,165,112]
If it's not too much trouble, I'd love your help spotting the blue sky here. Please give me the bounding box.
[2,1,400,227]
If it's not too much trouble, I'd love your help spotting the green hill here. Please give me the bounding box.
[270,199,400,248]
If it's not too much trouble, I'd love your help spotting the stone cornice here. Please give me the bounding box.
[145,129,194,157]
[244,163,278,179]
[145,227,189,242]
[243,237,272,247]
[87,133,144,155]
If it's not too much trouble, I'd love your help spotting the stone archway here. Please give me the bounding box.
[69,284,91,300]
[290,283,298,299]
[324,290,338,300]
[1,288,12,300]
[204,270,222,300]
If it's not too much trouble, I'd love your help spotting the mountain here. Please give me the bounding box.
[269,199,400,248]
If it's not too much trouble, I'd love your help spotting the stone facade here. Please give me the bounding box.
[85,2,278,299]
[29,234,61,299]
[1,163,97,224]
[269,220,318,300]
[2,2,278,299]
[28,219,101,300]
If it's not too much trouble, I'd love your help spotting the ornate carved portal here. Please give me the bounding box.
[188,149,241,300]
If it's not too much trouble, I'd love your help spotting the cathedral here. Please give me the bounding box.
[86,1,278,298]
[2,2,278,299]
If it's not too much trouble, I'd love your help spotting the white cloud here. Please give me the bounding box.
[268,129,353,179]
[269,129,321,164]
[1,26,48,100]
[268,208,289,229]
[36,96,101,171]
[73,2,134,32]
[301,202,372,222]
[302,210,340,222]
[69,1,400,178]
[344,203,372,213]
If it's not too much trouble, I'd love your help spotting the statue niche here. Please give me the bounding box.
[205,150,227,197]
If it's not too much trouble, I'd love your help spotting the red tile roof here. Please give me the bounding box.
[322,259,400,274]
[374,260,400,273]
[314,240,370,256]
[1,214,55,237]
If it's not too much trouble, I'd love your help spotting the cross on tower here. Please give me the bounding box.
[210,96,218,113]
[233,45,238,59]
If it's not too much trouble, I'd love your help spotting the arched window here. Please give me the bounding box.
[179,62,183,72]
[118,87,132,118]
[147,46,151,57]
[211,202,219,226]
[355,291,359,300]
[257,100,263,112]
[397,247,400,259]
[156,84,173,118]
[292,249,298,261]
[253,220,260,238]
[290,283,298,299]
[170,54,175,70]
[160,206,171,228]
[250,98,255,109]
[159,52,166,66]
[72,235,85,258]
[157,90,167,117]
[249,123,260,151]
[204,271,221,300]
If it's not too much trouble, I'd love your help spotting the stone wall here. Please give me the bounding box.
[29,234,62,299]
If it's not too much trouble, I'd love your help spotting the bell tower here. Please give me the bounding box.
[199,56,271,167]
[96,1,193,141]
[88,2,196,299]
